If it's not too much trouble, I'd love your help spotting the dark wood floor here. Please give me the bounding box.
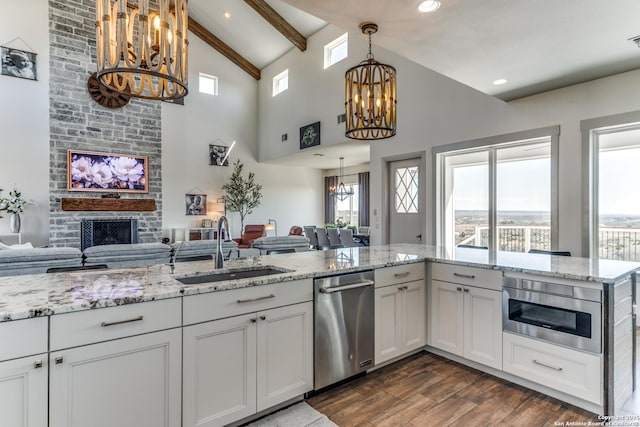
[307,352,598,427]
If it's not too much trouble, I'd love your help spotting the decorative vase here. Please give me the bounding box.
[9,213,20,233]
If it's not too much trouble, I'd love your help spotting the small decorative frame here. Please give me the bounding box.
[209,144,229,166]
[1,46,37,81]
[300,121,320,149]
[185,194,207,215]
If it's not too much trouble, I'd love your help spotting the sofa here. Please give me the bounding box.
[171,239,239,261]
[83,243,172,268]
[0,247,83,276]
[251,236,310,254]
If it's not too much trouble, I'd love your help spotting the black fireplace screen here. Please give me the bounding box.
[81,219,138,251]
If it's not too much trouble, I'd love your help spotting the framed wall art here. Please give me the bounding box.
[300,121,320,149]
[209,144,229,166]
[1,46,37,81]
[185,194,206,215]
[67,149,149,193]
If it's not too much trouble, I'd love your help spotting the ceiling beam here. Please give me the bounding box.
[188,17,261,80]
[243,0,307,52]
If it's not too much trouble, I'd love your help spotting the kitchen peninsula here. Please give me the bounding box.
[0,244,637,426]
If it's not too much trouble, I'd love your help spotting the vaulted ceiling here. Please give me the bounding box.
[186,0,640,168]
[190,0,640,101]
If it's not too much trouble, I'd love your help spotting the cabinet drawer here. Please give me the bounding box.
[50,298,182,351]
[503,332,602,404]
[431,262,502,291]
[0,317,48,361]
[375,263,425,288]
[183,279,313,325]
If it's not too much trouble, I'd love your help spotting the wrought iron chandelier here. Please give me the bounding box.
[345,22,397,140]
[331,157,354,201]
[95,0,189,100]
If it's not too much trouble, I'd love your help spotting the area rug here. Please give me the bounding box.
[247,402,338,427]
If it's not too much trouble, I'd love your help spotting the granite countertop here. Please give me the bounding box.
[1,244,638,322]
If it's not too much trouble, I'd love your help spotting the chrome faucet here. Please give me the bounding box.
[216,216,231,269]
[169,240,183,274]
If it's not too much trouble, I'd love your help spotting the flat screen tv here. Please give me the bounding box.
[67,149,149,193]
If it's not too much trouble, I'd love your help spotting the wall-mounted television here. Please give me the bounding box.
[67,149,149,193]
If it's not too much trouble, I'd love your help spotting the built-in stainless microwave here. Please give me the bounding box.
[502,277,602,354]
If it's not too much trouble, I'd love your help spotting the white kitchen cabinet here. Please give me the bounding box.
[503,332,602,405]
[183,301,313,427]
[374,278,427,365]
[0,317,48,427]
[0,354,48,427]
[49,328,182,427]
[429,279,502,369]
[463,285,503,369]
[183,313,257,427]
[429,279,464,355]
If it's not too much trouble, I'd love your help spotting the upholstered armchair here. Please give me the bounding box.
[288,226,303,236]
[233,224,266,248]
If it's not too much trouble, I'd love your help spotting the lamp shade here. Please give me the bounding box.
[96,0,189,100]
[345,23,396,140]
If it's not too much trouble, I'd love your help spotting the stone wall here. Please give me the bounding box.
[48,0,162,247]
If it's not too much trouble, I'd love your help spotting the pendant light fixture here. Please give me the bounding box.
[345,22,397,140]
[331,157,354,201]
[95,0,189,101]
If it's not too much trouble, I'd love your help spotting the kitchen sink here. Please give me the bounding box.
[176,266,290,285]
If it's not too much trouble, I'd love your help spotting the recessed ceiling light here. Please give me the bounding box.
[224,11,231,19]
[418,1,441,13]
[493,79,507,86]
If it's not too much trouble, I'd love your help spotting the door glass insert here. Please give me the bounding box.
[395,166,418,214]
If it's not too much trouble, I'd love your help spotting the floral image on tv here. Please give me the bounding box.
[67,150,149,193]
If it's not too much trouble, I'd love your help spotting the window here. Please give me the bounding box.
[198,73,218,95]
[335,183,359,227]
[582,113,640,261]
[272,69,288,96]
[435,127,558,252]
[324,33,348,69]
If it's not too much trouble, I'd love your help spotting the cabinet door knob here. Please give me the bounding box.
[463,288,470,293]
[260,315,266,321]
[33,360,43,369]
[456,287,462,292]
[250,318,257,323]
[55,356,64,365]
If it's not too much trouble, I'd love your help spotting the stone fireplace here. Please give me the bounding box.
[81,219,139,251]
[48,1,163,249]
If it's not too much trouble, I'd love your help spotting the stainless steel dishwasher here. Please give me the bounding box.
[314,270,374,390]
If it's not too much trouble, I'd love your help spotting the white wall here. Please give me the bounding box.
[258,24,640,256]
[258,26,354,161]
[0,0,50,246]
[162,34,323,239]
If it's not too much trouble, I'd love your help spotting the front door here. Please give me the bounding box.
[389,158,423,244]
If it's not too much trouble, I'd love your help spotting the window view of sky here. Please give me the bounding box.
[599,147,640,215]
[453,158,550,212]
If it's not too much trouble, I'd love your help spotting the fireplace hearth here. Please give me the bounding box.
[81,219,138,251]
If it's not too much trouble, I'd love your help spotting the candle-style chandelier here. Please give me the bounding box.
[330,157,354,201]
[95,0,189,100]
[345,22,397,140]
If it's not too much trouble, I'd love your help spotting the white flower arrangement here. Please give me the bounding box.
[0,188,33,214]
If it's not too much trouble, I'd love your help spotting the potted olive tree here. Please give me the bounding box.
[221,160,263,232]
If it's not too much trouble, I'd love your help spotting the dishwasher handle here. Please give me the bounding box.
[318,280,374,294]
